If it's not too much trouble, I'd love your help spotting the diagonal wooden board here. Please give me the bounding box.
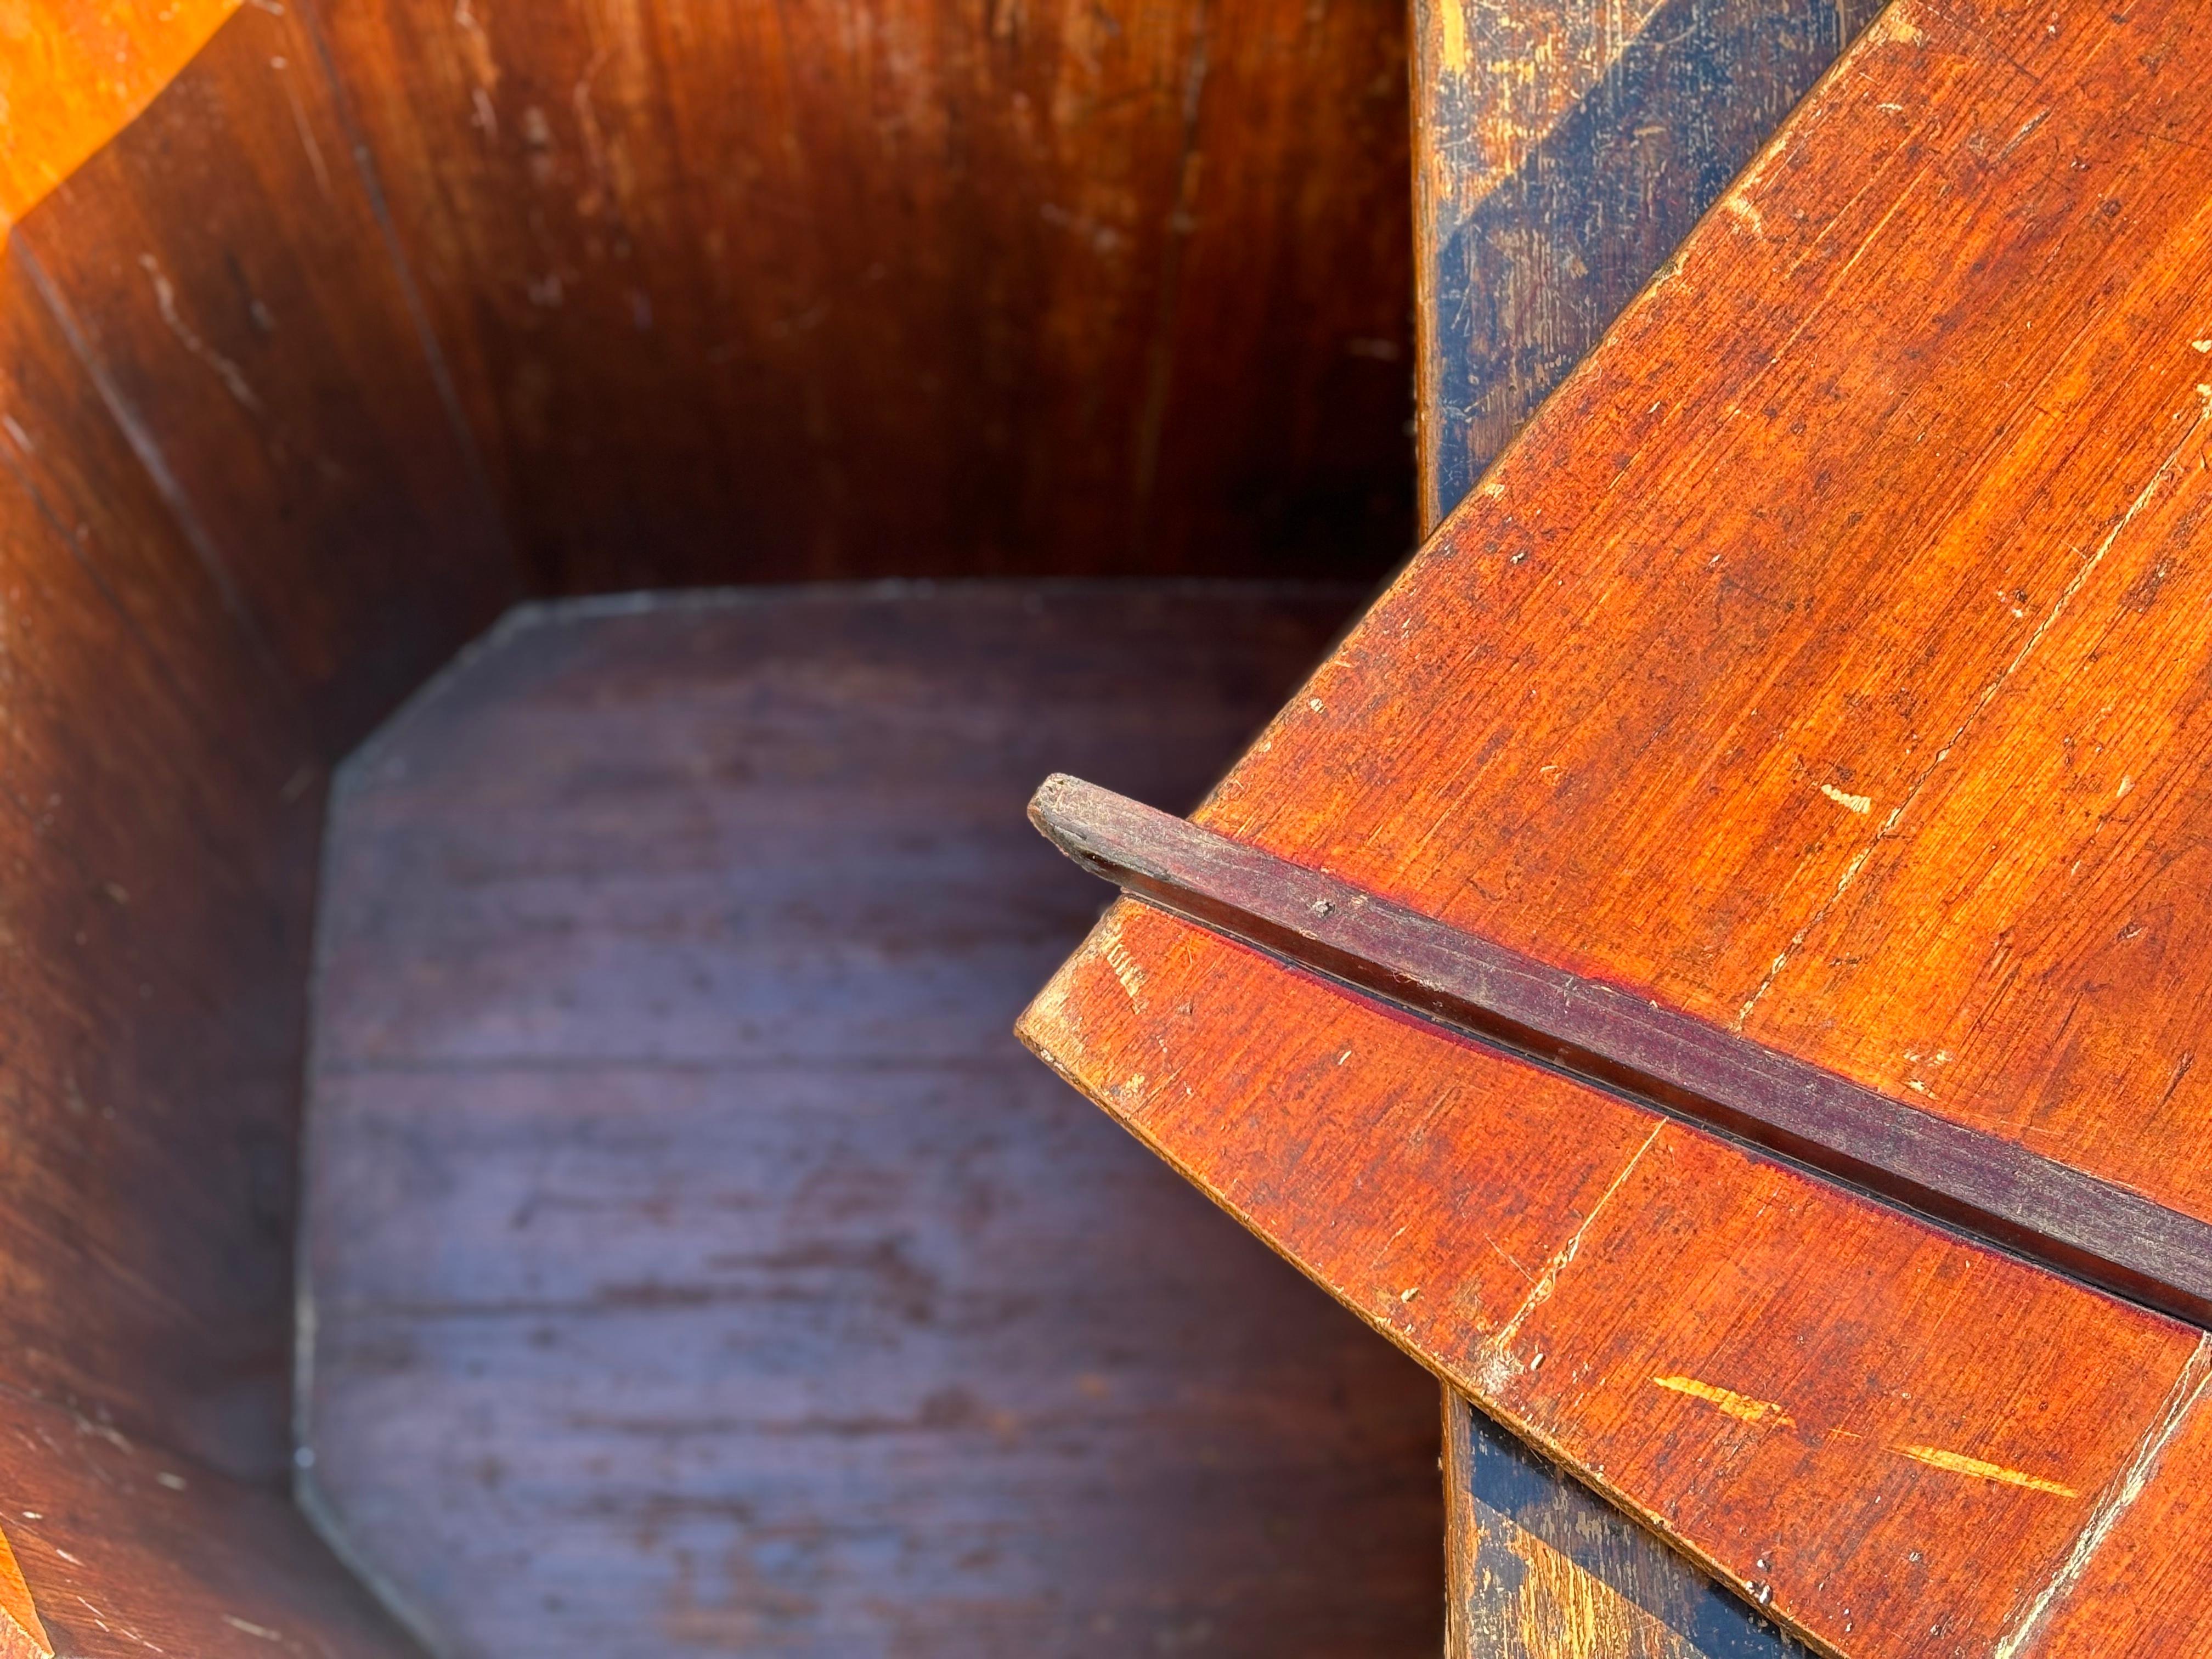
[1022,1,2212,1653]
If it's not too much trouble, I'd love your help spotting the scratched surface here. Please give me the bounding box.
[1024,0,2212,1652]
[1411,0,1875,1647]
[306,0,1417,589]
[301,585,1447,1657]
[1414,0,1882,528]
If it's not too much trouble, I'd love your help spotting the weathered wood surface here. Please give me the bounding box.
[1445,1393,1802,1657]
[302,585,1445,1657]
[1033,775,2212,1329]
[0,233,421,1655]
[1022,0,2212,1652]
[304,0,1416,589]
[1414,0,1880,529]
[12,0,524,753]
[1414,0,1869,1647]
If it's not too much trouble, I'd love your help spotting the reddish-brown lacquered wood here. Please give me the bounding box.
[303,586,1443,1658]
[11,0,523,753]
[302,0,1414,590]
[1022,0,2212,1652]
[0,1383,416,1659]
[1031,775,2212,1329]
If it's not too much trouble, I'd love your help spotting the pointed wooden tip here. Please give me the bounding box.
[0,1525,53,1659]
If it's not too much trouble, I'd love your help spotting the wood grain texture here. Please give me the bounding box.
[1023,0,2212,1652]
[304,0,1415,590]
[0,0,238,226]
[11,0,524,753]
[1444,1393,1802,1658]
[1413,0,1879,529]
[1409,0,1875,1645]
[1033,775,2212,1329]
[0,253,419,1654]
[302,585,1445,1657]
[0,1381,418,1659]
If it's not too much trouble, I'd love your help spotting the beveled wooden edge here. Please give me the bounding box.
[1028,772,2212,1330]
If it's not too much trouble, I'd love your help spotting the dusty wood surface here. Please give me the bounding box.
[302,584,1446,1658]
[1022,1,2212,1653]
[302,0,1416,589]
[1414,0,1880,528]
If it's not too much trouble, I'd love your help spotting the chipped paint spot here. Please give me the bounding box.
[2192,340,2211,353]
[1895,1443,2076,1497]
[1819,782,1872,814]
[1723,193,1765,236]
[1652,1374,1796,1427]
[1867,7,1926,46]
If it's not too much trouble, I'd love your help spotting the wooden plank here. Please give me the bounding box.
[0,256,419,1657]
[1414,0,1881,528]
[1410,1,1874,1646]
[12,0,523,752]
[1031,775,2212,1328]
[1023,0,2212,1650]
[1445,1392,1804,1657]
[303,585,1447,1656]
[304,0,1416,589]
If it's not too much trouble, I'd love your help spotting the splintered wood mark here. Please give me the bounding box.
[1994,1334,2212,1659]
[1101,924,1148,1006]
[1895,1443,2078,1497]
[1652,1374,1796,1427]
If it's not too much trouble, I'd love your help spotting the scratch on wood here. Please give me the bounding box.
[1480,1122,1666,1389]
[139,253,264,414]
[1993,1334,2212,1659]
[1652,1373,1796,1427]
[1894,1443,2078,1497]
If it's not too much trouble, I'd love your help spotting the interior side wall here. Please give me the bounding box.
[302,0,1417,590]
[0,250,425,1653]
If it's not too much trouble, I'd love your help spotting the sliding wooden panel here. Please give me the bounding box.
[305,0,1415,590]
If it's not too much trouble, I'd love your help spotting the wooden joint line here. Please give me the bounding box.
[1029,773,2212,1330]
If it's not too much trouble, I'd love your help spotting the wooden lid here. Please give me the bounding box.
[1021,1,2212,1652]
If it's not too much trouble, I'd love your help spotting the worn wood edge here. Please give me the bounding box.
[1012,914,1847,1659]
[0,1525,50,1659]
[0,0,242,228]
[1028,774,2212,1332]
